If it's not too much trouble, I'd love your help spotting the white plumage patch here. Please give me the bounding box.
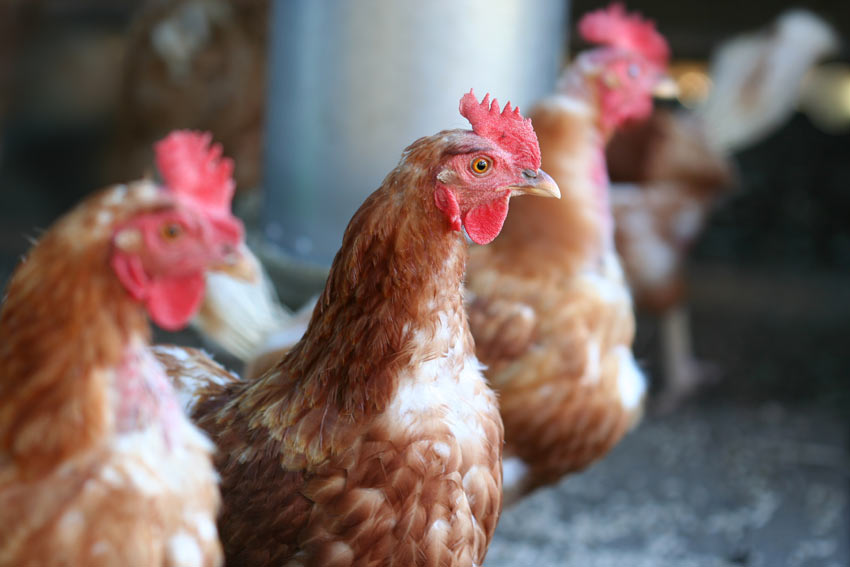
[501,457,530,494]
[151,344,233,414]
[619,208,676,286]
[390,356,492,445]
[543,93,593,117]
[387,310,493,446]
[614,346,647,410]
[582,252,632,305]
[581,340,602,385]
[188,512,217,542]
[166,532,203,567]
[95,210,113,226]
[103,184,128,205]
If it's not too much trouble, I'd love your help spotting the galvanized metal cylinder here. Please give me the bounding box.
[263,0,569,269]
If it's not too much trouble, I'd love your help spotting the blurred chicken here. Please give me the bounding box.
[109,0,312,376]
[465,4,668,500]
[191,248,313,370]
[700,9,839,152]
[109,0,267,191]
[154,91,559,565]
[0,131,250,565]
[607,9,838,410]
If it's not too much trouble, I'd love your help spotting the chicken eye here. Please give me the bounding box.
[470,157,492,175]
[160,222,184,241]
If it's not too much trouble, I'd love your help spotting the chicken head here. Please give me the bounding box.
[434,90,560,245]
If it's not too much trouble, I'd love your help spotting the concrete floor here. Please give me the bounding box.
[489,403,848,567]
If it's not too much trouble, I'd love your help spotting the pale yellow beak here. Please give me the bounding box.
[211,243,258,282]
[653,75,680,99]
[510,168,561,199]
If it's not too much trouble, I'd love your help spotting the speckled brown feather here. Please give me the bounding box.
[152,344,240,413]
[467,96,644,495]
[0,182,222,566]
[181,132,504,566]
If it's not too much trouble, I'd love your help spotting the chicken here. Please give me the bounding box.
[465,3,669,499]
[191,248,315,376]
[607,9,838,411]
[192,246,312,363]
[107,0,309,376]
[699,9,839,153]
[156,90,560,565]
[109,0,267,191]
[607,112,736,411]
[0,131,251,566]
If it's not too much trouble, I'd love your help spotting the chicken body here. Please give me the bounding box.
[465,4,670,498]
[0,182,224,566]
[152,335,494,566]
[467,95,644,497]
[609,111,735,313]
[607,10,837,409]
[171,138,504,565]
[189,245,503,566]
[159,94,559,564]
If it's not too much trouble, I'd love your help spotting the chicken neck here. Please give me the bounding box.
[253,134,472,420]
[0,202,154,473]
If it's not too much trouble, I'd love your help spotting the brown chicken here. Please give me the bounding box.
[607,9,838,410]
[465,4,670,499]
[109,0,267,191]
[0,131,250,566]
[607,111,735,410]
[157,91,560,565]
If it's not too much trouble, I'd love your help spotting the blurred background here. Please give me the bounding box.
[0,1,848,565]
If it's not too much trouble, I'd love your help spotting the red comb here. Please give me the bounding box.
[154,130,236,214]
[459,90,541,169]
[578,3,669,68]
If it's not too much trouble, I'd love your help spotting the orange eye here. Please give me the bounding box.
[160,222,183,241]
[470,157,492,175]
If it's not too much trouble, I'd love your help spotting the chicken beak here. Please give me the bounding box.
[510,169,561,199]
[211,243,258,282]
[653,74,680,99]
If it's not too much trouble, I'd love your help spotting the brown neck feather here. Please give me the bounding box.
[0,206,149,473]
[260,133,468,418]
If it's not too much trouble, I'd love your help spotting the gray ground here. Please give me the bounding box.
[488,403,848,567]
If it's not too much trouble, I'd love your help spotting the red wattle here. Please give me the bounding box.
[463,191,511,245]
[145,272,206,331]
[111,253,150,301]
[434,185,462,232]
